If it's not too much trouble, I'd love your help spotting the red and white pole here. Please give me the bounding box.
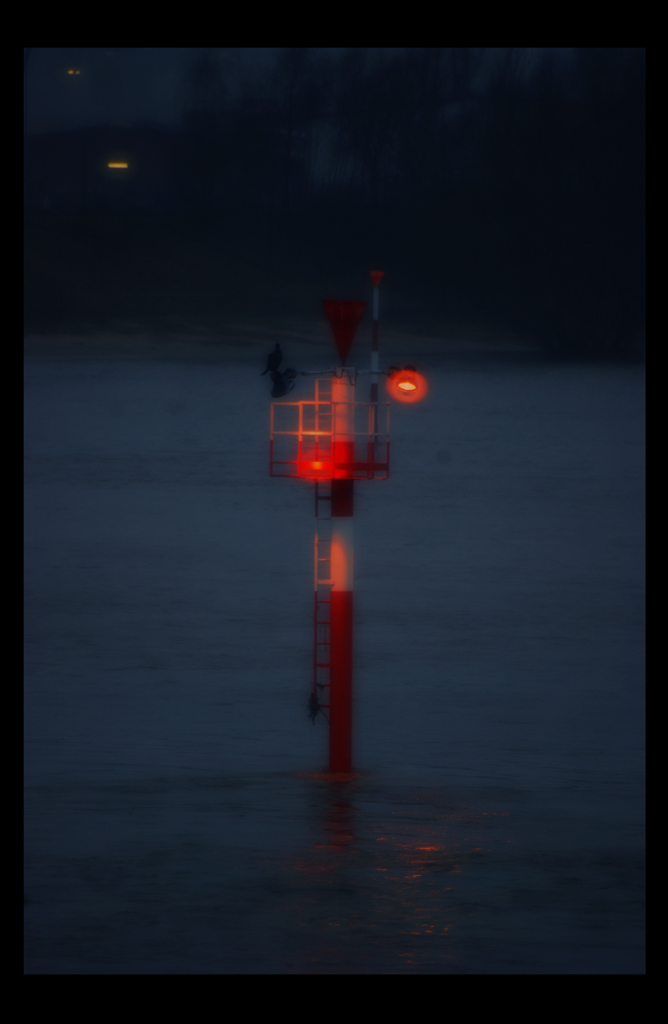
[370,271,384,408]
[329,369,355,773]
[318,301,366,773]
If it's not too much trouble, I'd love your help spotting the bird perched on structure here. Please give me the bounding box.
[261,344,282,375]
[270,367,297,398]
[308,692,321,723]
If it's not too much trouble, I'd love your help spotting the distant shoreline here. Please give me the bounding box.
[22,315,543,363]
[24,325,644,366]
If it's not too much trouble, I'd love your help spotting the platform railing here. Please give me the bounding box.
[270,399,390,480]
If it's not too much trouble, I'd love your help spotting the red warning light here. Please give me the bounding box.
[386,367,428,403]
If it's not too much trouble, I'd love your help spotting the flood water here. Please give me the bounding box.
[24,351,645,973]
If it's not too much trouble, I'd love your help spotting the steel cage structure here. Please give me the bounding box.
[270,378,390,481]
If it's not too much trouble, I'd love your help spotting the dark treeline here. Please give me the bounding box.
[25,48,645,354]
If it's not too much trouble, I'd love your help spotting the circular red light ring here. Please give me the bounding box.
[386,369,428,403]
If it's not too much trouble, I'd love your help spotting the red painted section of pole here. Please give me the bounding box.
[333,439,354,477]
[329,589,353,772]
[331,478,354,516]
[329,475,353,773]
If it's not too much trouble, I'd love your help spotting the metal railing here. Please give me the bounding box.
[270,398,390,480]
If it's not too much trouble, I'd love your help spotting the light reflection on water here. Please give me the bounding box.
[24,766,644,974]
[280,774,502,974]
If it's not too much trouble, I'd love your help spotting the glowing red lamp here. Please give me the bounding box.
[386,367,428,403]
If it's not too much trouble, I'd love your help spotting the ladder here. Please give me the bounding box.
[312,478,333,721]
[311,376,334,721]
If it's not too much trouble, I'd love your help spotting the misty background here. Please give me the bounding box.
[24,47,645,354]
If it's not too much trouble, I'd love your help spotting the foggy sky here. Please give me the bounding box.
[24,48,275,134]
[24,48,565,136]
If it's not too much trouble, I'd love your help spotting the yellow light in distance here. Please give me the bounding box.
[108,162,129,169]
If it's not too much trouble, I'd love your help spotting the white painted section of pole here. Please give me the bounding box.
[330,519,354,591]
[371,285,380,402]
[332,370,355,443]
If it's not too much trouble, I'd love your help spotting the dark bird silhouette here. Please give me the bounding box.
[270,367,297,398]
[308,692,320,723]
[261,344,282,375]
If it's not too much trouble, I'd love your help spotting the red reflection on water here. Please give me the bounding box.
[296,771,358,784]
[282,780,505,972]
